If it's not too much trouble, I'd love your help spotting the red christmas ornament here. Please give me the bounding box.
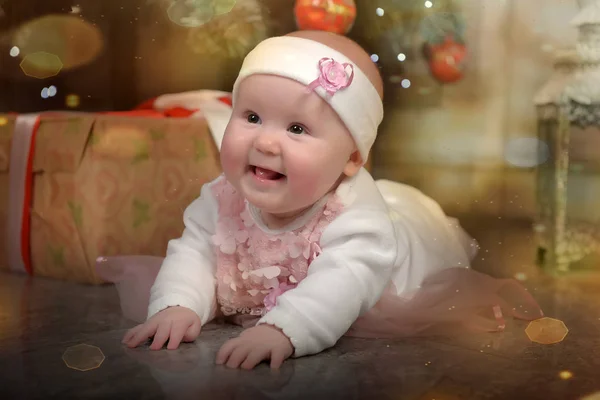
[425,36,467,84]
[294,0,357,35]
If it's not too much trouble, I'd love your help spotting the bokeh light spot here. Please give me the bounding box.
[0,117,8,126]
[214,0,237,15]
[525,317,568,345]
[62,344,105,371]
[9,46,19,57]
[66,94,81,108]
[504,137,549,168]
[514,272,527,281]
[167,0,214,27]
[13,15,103,71]
[20,52,63,79]
[185,0,267,59]
[558,370,573,380]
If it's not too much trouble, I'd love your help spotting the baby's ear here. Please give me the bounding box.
[343,150,363,177]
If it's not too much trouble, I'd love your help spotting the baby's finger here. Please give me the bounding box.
[226,345,251,369]
[150,321,172,350]
[122,325,142,344]
[269,348,287,370]
[241,348,269,370]
[215,338,238,365]
[183,320,201,342]
[166,321,190,350]
[127,322,158,348]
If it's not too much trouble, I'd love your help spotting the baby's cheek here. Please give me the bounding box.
[219,148,236,175]
[220,139,244,176]
[287,164,329,202]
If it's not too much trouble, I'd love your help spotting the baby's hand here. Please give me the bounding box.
[216,324,294,370]
[122,306,202,350]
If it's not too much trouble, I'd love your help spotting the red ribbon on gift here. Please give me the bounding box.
[7,115,40,275]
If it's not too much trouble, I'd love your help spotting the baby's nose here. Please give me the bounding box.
[254,132,281,155]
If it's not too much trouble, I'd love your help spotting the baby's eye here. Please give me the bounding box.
[288,124,305,135]
[247,113,261,124]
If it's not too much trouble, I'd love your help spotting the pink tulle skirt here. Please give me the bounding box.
[96,256,543,338]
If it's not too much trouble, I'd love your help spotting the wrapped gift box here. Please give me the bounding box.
[0,111,223,284]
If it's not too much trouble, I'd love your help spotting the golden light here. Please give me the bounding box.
[66,94,80,108]
[19,52,63,79]
[558,370,573,380]
[0,117,8,126]
[525,317,569,344]
[581,391,600,399]
[62,344,105,371]
[12,15,104,71]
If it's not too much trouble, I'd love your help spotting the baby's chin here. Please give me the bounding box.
[238,178,330,221]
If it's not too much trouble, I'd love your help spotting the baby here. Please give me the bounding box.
[117,30,542,370]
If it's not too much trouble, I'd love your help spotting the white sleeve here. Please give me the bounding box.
[147,181,219,325]
[256,207,398,357]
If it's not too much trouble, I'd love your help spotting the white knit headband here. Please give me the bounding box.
[231,36,384,162]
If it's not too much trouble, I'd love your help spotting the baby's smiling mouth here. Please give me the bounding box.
[250,165,286,181]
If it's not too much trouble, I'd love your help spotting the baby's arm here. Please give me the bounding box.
[147,182,219,323]
[123,181,219,349]
[258,208,398,357]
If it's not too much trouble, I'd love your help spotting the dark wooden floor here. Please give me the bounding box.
[1,216,600,399]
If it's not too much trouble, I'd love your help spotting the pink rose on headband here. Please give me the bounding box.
[308,58,354,96]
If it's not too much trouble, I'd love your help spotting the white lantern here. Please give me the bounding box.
[534,0,600,273]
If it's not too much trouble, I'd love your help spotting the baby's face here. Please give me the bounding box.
[220,74,358,219]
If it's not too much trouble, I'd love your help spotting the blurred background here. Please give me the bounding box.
[0,0,585,222]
